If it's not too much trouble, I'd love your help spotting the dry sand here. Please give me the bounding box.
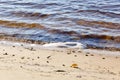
[0,42,120,80]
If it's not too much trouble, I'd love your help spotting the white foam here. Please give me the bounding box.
[42,42,85,49]
[0,40,119,56]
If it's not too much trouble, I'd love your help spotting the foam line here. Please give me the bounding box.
[43,42,85,49]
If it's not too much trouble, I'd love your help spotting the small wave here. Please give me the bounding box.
[77,19,120,29]
[41,3,62,6]
[80,34,120,42]
[99,4,120,9]
[29,3,62,9]
[0,20,45,29]
[11,11,50,18]
[12,2,37,6]
[48,29,78,36]
[0,33,46,44]
[77,10,120,18]
[0,20,120,43]
[47,29,120,42]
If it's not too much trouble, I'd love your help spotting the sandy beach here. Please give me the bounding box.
[0,0,120,80]
[0,41,120,80]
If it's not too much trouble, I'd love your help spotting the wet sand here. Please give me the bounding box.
[0,42,120,80]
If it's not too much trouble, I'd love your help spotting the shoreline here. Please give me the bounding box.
[0,40,120,80]
[0,40,120,56]
[0,34,120,51]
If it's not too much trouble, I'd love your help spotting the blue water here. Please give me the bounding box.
[0,0,120,50]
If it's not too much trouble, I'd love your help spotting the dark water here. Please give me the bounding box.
[0,0,120,50]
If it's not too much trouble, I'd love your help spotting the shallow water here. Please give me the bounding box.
[0,0,120,50]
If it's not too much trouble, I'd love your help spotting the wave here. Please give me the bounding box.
[11,11,50,18]
[0,33,120,51]
[0,20,45,29]
[0,20,120,42]
[77,19,120,29]
[80,34,120,42]
[77,10,120,18]
[0,19,120,51]
[0,33,46,44]
[48,29,120,42]
[12,2,37,6]
[99,4,120,9]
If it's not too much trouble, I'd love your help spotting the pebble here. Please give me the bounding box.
[3,53,8,55]
[21,57,25,59]
[55,70,66,72]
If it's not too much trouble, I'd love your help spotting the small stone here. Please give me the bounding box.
[12,46,15,47]
[71,63,78,68]
[74,55,77,57]
[46,61,49,63]
[3,53,8,55]
[37,56,40,59]
[12,54,15,56]
[21,57,25,59]
[47,56,51,59]
[72,51,75,53]
[76,75,82,78]
[55,70,66,72]
[62,64,65,66]
[67,53,71,55]
[102,57,105,59]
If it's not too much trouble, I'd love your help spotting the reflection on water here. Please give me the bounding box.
[0,0,120,50]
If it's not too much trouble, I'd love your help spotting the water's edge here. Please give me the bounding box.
[0,0,120,51]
